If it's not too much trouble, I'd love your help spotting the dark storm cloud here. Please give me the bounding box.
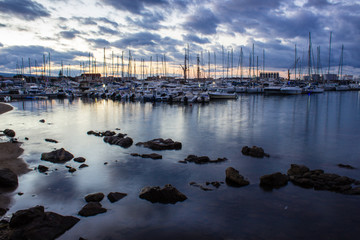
[102,0,168,14]
[87,38,111,48]
[59,30,80,39]
[0,0,50,21]
[185,8,219,35]
[182,34,210,44]
[305,0,331,8]
[0,45,89,69]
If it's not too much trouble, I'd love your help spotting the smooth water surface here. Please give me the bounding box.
[1,91,360,239]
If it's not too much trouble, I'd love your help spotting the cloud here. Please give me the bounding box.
[0,43,3,47]
[98,26,119,35]
[126,12,164,30]
[182,34,210,44]
[305,0,331,8]
[185,8,219,35]
[87,38,111,48]
[0,23,6,27]
[113,32,161,48]
[0,0,50,21]
[72,17,119,28]
[59,30,80,39]
[101,0,169,14]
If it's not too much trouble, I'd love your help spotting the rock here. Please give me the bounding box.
[178,160,187,164]
[287,164,310,176]
[0,168,18,189]
[87,130,116,137]
[41,148,74,163]
[225,167,250,187]
[78,202,107,217]
[139,184,187,204]
[0,208,7,216]
[3,129,15,137]
[132,153,163,159]
[68,168,76,173]
[45,138,58,143]
[241,146,270,158]
[74,157,86,163]
[103,134,133,148]
[189,182,213,191]
[85,193,104,202]
[183,155,227,164]
[9,205,79,240]
[107,192,127,203]
[130,153,140,157]
[37,165,49,173]
[79,164,88,169]
[24,137,29,140]
[39,119,45,123]
[260,172,289,189]
[136,138,182,151]
[338,164,356,169]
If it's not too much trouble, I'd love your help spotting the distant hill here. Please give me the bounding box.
[0,72,15,78]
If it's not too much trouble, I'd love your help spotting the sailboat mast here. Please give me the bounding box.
[328,31,332,74]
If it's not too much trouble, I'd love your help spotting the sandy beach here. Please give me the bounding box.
[0,103,30,210]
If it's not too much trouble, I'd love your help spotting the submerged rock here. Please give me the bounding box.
[139,184,187,204]
[183,155,227,164]
[37,165,49,173]
[3,129,15,138]
[87,130,116,137]
[241,146,270,158]
[131,153,162,159]
[189,182,213,191]
[39,119,45,123]
[9,205,79,240]
[0,168,18,189]
[41,148,74,163]
[78,202,107,217]
[337,164,356,169]
[107,192,127,203]
[79,164,89,169]
[225,167,250,187]
[136,138,182,150]
[45,138,58,143]
[85,193,104,203]
[103,134,133,148]
[260,172,289,189]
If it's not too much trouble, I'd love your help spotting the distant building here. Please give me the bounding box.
[260,72,280,80]
[323,74,338,81]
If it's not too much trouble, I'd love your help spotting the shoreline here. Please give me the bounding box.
[0,103,31,211]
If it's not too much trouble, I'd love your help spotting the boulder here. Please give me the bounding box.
[136,138,182,150]
[225,167,250,187]
[85,193,104,202]
[9,205,79,240]
[287,164,310,176]
[78,202,107,217]
[0,168,18,189]
[3,129,15,138]
[37,165,49,173]
[107,192,127,203]
[103,134,133,148]
[39,119,45,123]
[260,172,289,189]
[241,146,270,158]
[74,157,86,163]
[184,155,227,164]
[68,168,76,173]
[141,153,163,159]
[139,184,187,204]
[79,164,89,169]
[41,148,74,163]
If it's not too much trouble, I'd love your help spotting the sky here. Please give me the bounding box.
[0,0,359,79]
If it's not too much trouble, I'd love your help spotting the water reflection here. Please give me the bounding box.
[1,91,360,239]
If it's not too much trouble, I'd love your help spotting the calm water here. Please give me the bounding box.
[1,91,360,239]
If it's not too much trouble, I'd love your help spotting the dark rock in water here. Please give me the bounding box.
[178,160,187,164]
[0,168,18,189]
[338,164,356,169]
[85,193,104,202]
[131,153,141,157]
[287,164,360,195]
[68,168,77,173]
[41,148,74,163]
[103,134,133,148]
[24,137,29,141]
[139,184,187,204]
[45,138,58,143]
[260,172,289,189]
[132,153,163,159]
[241,146,270,158]
[39,119,45,123]
[87,130,116,137]
[0,208,8,216]
[287,164,310,176]
[9,205,79,240]
[107,192,127,203]
[189,182,213,191]
[225,167,250,187]
[183,155,227,164]
[78,202,107,217]
[74,157,86,163]
[79,164,89,169]
[3,129,15,137]
[136,138,182,151]
[37,165,49,173]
